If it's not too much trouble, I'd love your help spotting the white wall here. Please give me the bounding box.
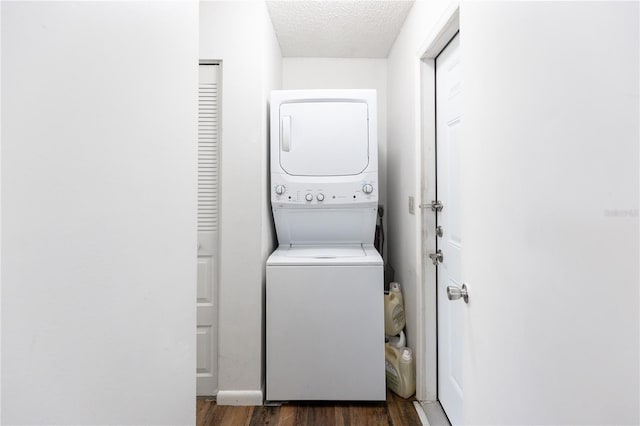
[460,2,639,423]
[1,2,198,424]
[283,58,388,248]
[200,1,281,404]
[262,0,283,311]
[386,0,453,358]
[260,3,283,396]
[1,3,4,420]
[388,2,638,422]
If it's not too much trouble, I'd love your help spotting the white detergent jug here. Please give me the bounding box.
[387,330,406,348]
[384,284,405,336]
[384,346,416,399]
[390,282,403,305]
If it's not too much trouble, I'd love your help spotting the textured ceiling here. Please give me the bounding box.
[265,1,414,58]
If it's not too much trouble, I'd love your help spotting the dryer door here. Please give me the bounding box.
[279,101,369,176]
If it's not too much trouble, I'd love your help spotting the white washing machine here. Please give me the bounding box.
[266,90,385,401]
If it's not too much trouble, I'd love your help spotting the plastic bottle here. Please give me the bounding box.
[384,346,416,399]
[390,282,403,305]
[387,330,406,348]
[384,284,405,336]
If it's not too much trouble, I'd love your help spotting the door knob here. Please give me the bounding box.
[446,283,469,304]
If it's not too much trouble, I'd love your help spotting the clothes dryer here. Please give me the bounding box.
[266,90,384,401]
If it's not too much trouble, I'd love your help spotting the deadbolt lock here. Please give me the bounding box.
[428,250,443,265]
[430,200,443,212]
[418,200,444,212]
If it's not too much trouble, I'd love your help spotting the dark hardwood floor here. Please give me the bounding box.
[196,390,422,426]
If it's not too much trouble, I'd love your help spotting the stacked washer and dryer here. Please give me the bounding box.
[266,90,385,401]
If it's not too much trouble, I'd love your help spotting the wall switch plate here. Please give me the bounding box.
[408,196,415,215]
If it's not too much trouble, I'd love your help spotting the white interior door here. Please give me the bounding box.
[436,34,463,424]
[197,64,219,396]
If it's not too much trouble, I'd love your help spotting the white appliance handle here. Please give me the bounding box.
[281,115,291,152]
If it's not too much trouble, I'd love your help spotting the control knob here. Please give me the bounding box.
[362,184,374,194]
[317,193,325,201]
[275,185,286,195]
[305,193,313,202]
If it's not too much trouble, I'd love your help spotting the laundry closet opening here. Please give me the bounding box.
[198,0,429,412]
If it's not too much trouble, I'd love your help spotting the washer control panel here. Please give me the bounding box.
[272,181,377,205]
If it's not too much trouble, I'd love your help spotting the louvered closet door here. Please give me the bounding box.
[197,64,219,396]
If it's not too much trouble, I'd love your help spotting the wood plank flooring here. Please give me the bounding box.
[196,390,422,426]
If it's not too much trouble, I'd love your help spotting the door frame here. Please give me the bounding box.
[415,3,460,407]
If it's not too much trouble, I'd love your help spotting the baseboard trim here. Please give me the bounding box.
[216,390,264,406]
[420,401,451,426]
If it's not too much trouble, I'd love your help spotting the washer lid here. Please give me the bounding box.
[284,245,365,258]
[267,245,383,266]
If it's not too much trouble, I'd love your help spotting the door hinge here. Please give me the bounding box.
[419,200,444,212]
[428,249,443,265]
